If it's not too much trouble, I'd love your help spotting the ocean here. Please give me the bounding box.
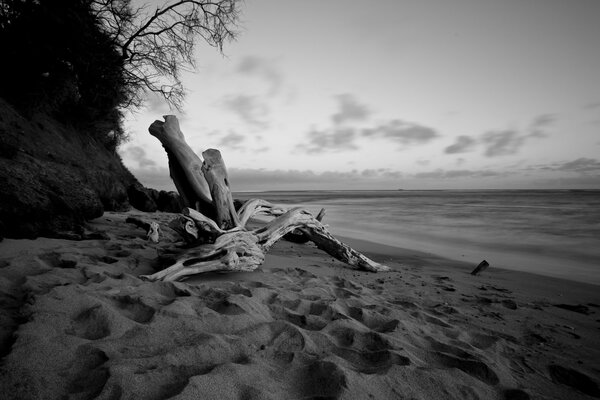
[234,190,600,285]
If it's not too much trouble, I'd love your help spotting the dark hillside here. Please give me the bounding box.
[0,97,136,238]
[0,0,201,238]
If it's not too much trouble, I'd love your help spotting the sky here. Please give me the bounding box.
[120,0,600,191]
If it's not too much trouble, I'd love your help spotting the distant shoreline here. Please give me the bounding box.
[233,188,600,194]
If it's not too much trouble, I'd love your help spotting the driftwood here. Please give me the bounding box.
[140,115,390,282]
[126,217,161,243]
[149,115,213,215]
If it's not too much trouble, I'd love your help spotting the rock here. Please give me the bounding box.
[156,190,183,213]
[127,183,157,212]
[127,186,182,213]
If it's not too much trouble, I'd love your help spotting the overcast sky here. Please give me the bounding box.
[120,0,600,191]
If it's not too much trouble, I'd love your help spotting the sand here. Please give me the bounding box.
[0,210,599,400]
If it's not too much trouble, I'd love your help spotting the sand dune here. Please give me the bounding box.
[1,210,599,399]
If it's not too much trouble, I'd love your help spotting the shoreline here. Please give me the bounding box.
[336,231,600,287]
[337,234,600,298]
[234,190,600,287]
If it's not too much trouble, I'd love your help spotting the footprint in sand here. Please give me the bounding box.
[330,277,369,300]
[109,294,156,323]
[39,252,79,269]
[426,337,499,385]
[152,281,197,301]
[230,284,252,298]
[547,364,600,398]
[67,304,111,340]
[468,332,501,350]
[347,306,400,333]
[255,320,306,363]
[269,302,332,331]
[201,288,247,316]
[433,351,499,385]
[502,388,531,400]
[409,309,453,329]
[98,255,119,264]
[327,324,411,374]
[296,360,348,399]
[389,298,419,310]
[334,287,356,299]
[113,249,132,258]
[430,303,459,316]
[67,345,110,399]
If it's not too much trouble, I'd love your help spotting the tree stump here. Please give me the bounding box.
[140,116,390,281]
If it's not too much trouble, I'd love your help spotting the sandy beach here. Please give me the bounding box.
[1,210,599,400]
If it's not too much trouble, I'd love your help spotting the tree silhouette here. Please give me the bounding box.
[92,0,240,109]
[0,0,241,146]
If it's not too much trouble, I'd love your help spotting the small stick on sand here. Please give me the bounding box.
[471,260,490,276]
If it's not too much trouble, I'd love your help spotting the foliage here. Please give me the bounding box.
[0,0,240,149]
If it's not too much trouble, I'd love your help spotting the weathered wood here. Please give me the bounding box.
[237,199,286,227]
[168,215,199,243]
[141,207,388,281]
[201,149,241,230]
[254,208,389,272]
[284,207,326,244]
[183,207,232,235]
[125,217,161,243]
[148,116,212,208]
[147,222,161,243]
[142,115,391,281]
[141,231,264,281]
[471,260,490,275]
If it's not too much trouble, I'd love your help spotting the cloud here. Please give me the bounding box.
[535,158,600,173]
[223,95,269,129]
[529,113,556,137]
[444,135,477,154]
[236,55,283,95]
[296,127,358,153]
[479,114,553,157]
[331,94,370,125]
[218,130,246,150]
[123,145,157,168]
[556,158,600,173]
[362,119,440,146]
[481,130,528,157]
[295,94,438,154]
[296,106,438,154]
[583,102,600,111]
[414,168,506,179]
[227,168,403,191]
[360,168,403,179]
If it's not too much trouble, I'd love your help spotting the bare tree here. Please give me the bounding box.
[91,0,241,109]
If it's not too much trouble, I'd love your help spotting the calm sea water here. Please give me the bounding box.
[234,190,600,285]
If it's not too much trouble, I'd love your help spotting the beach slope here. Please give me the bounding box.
[1,211,599,399]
